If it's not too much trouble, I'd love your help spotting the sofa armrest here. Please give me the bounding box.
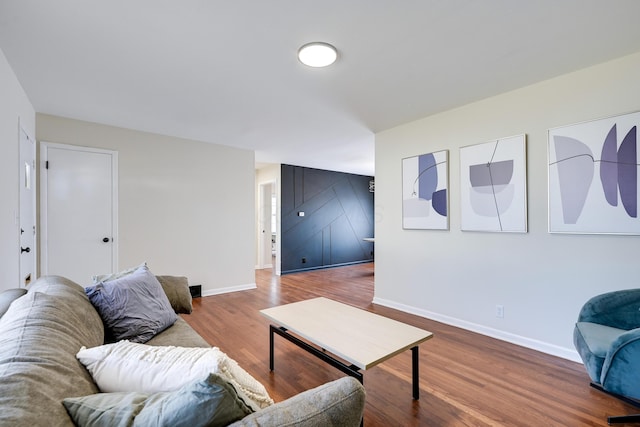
[229,377,365,427]
[577,288,640,329]
[600,327,640,400]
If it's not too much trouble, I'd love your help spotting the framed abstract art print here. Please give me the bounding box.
[548,111,640,234]
[460,134,527,232]
[402,150,449,230]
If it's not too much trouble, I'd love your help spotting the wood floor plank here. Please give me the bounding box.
[182,263,637,426]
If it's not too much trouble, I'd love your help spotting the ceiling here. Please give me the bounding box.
[2,1,640,176]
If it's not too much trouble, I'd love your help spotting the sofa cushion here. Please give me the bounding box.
[63,373,253,427]
[229,377,366,427]
[0,288,27,318]
[85,265,177,343]
[0,276,104,427]
[145,317,210,348]
[156,275,193,314]
[76,340,274,411]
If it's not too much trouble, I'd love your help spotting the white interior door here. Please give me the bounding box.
[259,182,273,269]
[41,143,118,285]
[19,126,36,287]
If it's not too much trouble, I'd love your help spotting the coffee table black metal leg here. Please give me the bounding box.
[412,346,419,400]
[269,325,275,371]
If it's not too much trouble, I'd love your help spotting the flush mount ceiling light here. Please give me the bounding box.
[297,42,338,67]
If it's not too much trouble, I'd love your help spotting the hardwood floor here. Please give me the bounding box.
[182,263,636,426]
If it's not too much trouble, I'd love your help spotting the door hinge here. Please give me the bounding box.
[45,160,49,169]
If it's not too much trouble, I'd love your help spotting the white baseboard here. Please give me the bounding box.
[372,296,581,363]
[202,283,257,297]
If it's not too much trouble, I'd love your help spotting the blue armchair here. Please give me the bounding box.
[574,288,640,424]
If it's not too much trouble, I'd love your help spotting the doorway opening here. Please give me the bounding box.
[258,181,279,274]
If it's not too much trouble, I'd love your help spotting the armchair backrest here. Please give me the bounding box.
[577,288,640,330]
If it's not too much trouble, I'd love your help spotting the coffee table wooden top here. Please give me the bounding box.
[260,297,433,370]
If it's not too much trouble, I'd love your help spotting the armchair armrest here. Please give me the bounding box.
[600,327,640,400]
[577,288,640,330]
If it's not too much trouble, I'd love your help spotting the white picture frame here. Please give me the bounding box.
[460,134,527,232]
[402,150,449,230]
[548,111,640,234]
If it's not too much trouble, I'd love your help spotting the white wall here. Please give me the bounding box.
[0,49,36,291]
[37,114,255,296]
[375,52,640,361]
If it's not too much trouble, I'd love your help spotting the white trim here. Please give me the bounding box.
[18,120,37,286]
[202,283,257,297]
[40,142,119,276]
[255,264,273,270]
[372,296,582,363]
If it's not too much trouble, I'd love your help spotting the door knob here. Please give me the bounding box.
[21,247,30,253]
[102,237,110,243]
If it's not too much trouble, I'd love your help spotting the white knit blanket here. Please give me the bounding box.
[76,340,274,411]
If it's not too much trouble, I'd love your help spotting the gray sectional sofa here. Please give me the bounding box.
[0,275,365,426]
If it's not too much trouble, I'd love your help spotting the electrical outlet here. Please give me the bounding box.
[301,257,307,264]
[496,305,504,318]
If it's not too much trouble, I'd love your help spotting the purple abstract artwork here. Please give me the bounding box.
[417,153,438,200]
[600,125,619,207]
[460,135,527,232]
[552,136,594,224]
[617,126,637,218]
[598,124,637,217]
[549,111,640,234]
[468,159,514,221]
[402,150,448,230]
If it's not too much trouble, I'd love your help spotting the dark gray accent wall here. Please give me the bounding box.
[281,164,374,274]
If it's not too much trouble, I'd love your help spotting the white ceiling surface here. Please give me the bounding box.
[2,1,640,176]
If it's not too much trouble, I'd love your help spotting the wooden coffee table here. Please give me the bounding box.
[260,297,433,399]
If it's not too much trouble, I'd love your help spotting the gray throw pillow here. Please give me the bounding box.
[0,288,27,318]
[63,373,253,427]
[85,265,177,343]
[92,261,147,284]
[156,276,193,314]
